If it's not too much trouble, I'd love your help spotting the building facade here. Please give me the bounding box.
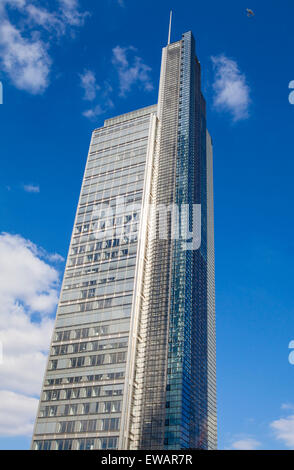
[32,31,216,451]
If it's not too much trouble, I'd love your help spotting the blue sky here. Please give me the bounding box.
[0,0,294,450]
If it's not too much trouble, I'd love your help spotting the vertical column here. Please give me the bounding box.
[135,41,182,450]
[206,131,217,449]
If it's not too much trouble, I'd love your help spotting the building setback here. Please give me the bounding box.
[32,30,217,451]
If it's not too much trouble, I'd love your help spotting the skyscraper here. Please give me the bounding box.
[32,30,216,451]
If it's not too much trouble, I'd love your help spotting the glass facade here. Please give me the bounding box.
[32,31,216,451]
[31,105,158,450]
[122,32,216,451]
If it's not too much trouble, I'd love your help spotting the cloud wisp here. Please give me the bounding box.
[270,414,294,449]
[81,46,153,120]
[211,54,251,122]
[230,438,261,450]
[0,233,62,436]
[81,77,114,120]
[112,45,153,97]
[58,0,88,27]
[23,184,40,193]
[281,403,294,411]
[0,391,39,437]
[0,18,52,95]
[80,70,100,101]
[0,0,87,94]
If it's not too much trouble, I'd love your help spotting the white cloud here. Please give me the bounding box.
[0,233,60,314]
[81,46,152,119]
[112,45,153,96]
[25,4,65,35]
[82,99,114,120]
[0,1,87,94]
[231,438,261,450]
[0,233,62,435]
[23,184,40,193]
[80,70,100,101]
[59,0,88,27]
[211,54,251,122]
[81,77,114,120]
[0,19,52,94]
[281,403,294,411]
[0,315,54,396]
[82,104,104,119]
[0,1,26,10]
[46,253,65,263]
[0,391,38,437]
[270,414,294,449]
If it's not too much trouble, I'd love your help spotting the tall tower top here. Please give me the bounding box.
[167,10,172,45]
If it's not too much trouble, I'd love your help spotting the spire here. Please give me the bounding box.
[167,10,172,45]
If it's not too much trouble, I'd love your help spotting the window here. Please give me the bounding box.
[56,439,73,450]
[105,298,112,307]
[81,403,90,415]
[80,302,93,312]
[108,437,118,449]
[64,404,78,416]
[90,355,105,367]
[48,406,57,417]
[58,421,75,434]
[80,420,97,432]
[109,352,126,364]
[82,328,89,338]
[46,379,54,386]
[88,288,96,298]
[44,390,60,401]
[63,440,73,450]
[93,326,108,336]
[63,331,70,341]
[74,329,81,339]
[70,357,85,368]
[55,332,63,341]
[50,360,57,370]
[80,420,88,432]
[101,418,119,431]
[34,440,52,451]
[78,439,94,450]
[43,441,51,450]
[55,330,70,341]
[92,386,100,397]
[88,420,97,432]
[103,401,121,413]
[71,388,80,399]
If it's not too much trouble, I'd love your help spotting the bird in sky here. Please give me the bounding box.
[246,8,255,17]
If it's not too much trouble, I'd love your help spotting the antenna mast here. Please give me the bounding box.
[168,10,173,45]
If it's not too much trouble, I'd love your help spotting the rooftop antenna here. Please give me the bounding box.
[168,10,173,45]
